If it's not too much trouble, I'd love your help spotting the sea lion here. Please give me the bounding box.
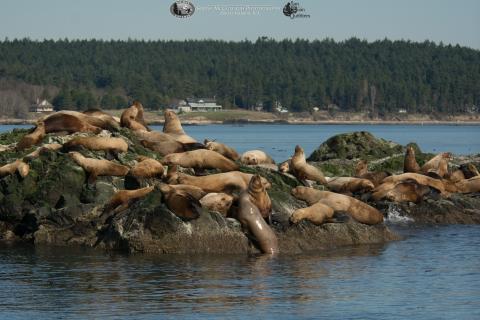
[290,202,335,225]
[199,193,234,216]
[403,146,421,173]
[63,136,128,153]
[82,109,120,130]
[24,143,62,161]
[240,150,275,166]
[204,139,240,161]
[68,151,129,183]
[136,130,203,156]
[103,186,154,215]
[372,180,431,203]
[177,171,271,193]
[326,177,375,194]
[421,152,451,177]
[452,176,480,194]
[162,149,239,172]
[167,184,207,200]
[49,111,119,132]
[159,184,202,220]
[382,173,447,194]
[247,174,272,222]
[43,112,102,134]
[291,145,327,185]
[279,159,291,173]
[460,163,480,179]
[16,121,46,150]
[128,156,165,178]
[120,101,149,131]
[163,109,197,144]
[0,159,30,178]
[291,186,384,225]
[236,189,279,254]
[446,169,465,183]
[354,159,390,187]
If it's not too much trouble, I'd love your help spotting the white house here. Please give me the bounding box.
[30,99,54,113]
[176,98,222,112]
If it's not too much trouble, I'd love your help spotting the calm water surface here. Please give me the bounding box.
[0,226,479,319]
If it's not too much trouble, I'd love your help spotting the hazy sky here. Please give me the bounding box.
[0,0,479,48]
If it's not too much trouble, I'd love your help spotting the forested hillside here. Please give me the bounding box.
[0,37,479,116]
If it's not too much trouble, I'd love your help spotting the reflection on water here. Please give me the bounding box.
[1,226,479,319]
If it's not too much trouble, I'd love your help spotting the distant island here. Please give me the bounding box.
[0,38,479,120]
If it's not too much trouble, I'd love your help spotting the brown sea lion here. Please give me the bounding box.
[326,177,375,194]
[129,156,165,178]
[136,130,203,156]
[354,159,390,187]
[162,149,239,172]
[204,139,240,161]
[290,202,335,225]
[404,146,421,173]
[163,109,197,144]
[44,112,102,134]
[372,180,431,203]
[382,173,447,194]
[24,143,62,161]
[16,121,46,150]
[103,186,154,214]
[291,186,384,225]
[240,150,275,166]
[279,159,291,173]
[64,137,128,153]
[49,111,119,132]
[355,160,369,176]
[199,193,234,216]
[460,163,480,179]
[82,109,120,130]
[236,189,279,254]
[120,101,149,131]
[167,184,207,200]
[421,152,451,177]
[446,169,465,183]
[159,184,202,220]
[68,151,129,183]
[0,159,30,178]
[453,176,480,194]
[291,145,327,185]
[177,171,271,193]
[247,174,272,222]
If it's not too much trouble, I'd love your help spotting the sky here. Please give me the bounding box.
[0,0,479,49]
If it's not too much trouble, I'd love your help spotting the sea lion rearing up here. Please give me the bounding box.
[162,149,239,172]
[403,146,421,173]
[0,159,30,178]
[16,121,46,150]
[247,174,272,222]
[120,101,149,131]
[177,171,271,193]
[63,137,128,154]
[291,145,327,185]
[68,151,129,183]
[103,186,154,215]
[204,139,240,161]
[236,183,279,254]
[291,186,384,225]
[326,177,375,194]
[163,109,197,144]
[290,201,335,225]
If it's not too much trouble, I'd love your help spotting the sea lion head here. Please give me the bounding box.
[243,154,258,165]
[359,179,375,192]
[279,159,290,173]
[441,152,453,160]
[164,109,177,122]
[355,160,368,175]
[249,174,266,193]
[161,153,180,166]
[294,145,304,155]
[291,186,309,198]
[16,160,30,177]
[68,151,83,161]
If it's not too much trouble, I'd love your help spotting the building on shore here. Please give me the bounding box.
[175,98,222,112]
[30,99,54,113]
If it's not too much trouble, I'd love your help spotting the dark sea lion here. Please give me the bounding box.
[460,163,480,179]
[291,145,327,185]
[291,186,384,225]
[247,174,272,222]
[162,149,239,172]
[240,150,275,165]
[159,184,202,220]
[236,185,279,254]
[128,156,165,178]
[177,171,271,193]
[103,186,154,215]
[204,139,240,161]
[68,151,129,183]
[16,121,46,150]
[404,146,421,173]
[326,177,375,194]
[199,193,234,216]
[0,159,30,178]
[290,202,335,225]
[163,109,197,144]
[64,136,128,153]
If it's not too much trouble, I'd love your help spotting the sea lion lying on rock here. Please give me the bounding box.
[354,159,390,187]
[403,146,421,173]
[382,173,447,195]
[103,186,154,215]
[128,156,165,179]
[204,139,240,161]
[451,176,480,194]
[236,180,279,254]
[421,152,451,177]
[326,176,375,194]
[43,112,103,134]
[0,159,30,178]
[63,136,128,154]
[177,171,270,193]
[162,149,239,172]
[16,121,46,150]
[159,184,202,220]
[199,193,234,216]
[291,145,327,185]
[290,201,335,225]
[120,101,149,131]
[24,143,62,161]
[135,130,201,156]
[240,150,275,166]
[163,109,197,144]
[165,184,207,200]
[68,151,129,183]
[291,186,384,225]
[371,180,432,203]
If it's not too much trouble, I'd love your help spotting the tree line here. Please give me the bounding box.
[0,37,479,115]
